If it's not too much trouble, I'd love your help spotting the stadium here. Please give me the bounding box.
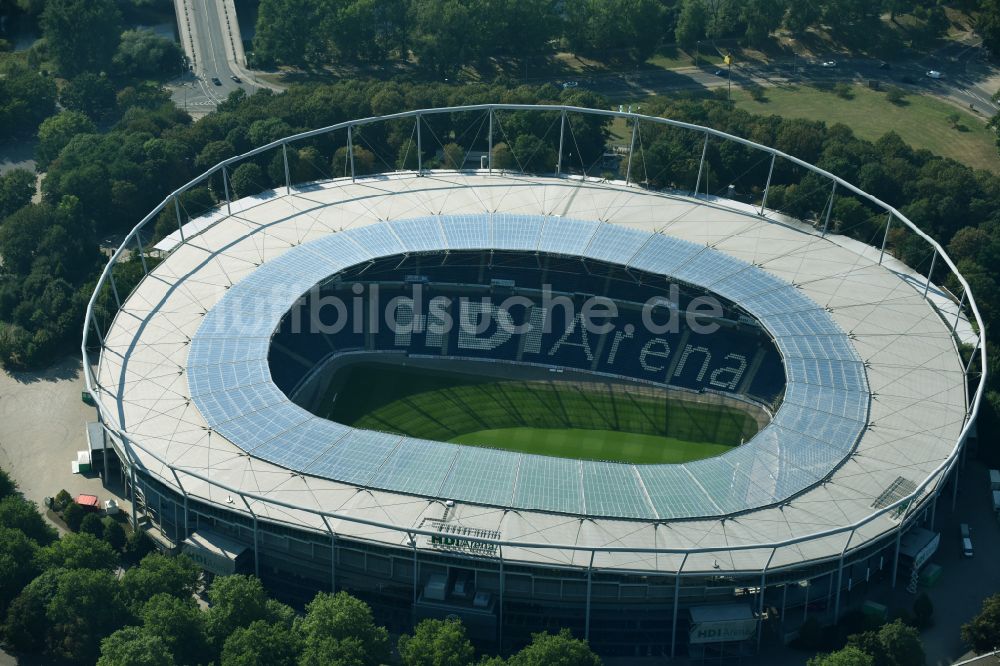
[84,105,984,659]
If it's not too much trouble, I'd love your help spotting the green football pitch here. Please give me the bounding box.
[317,362,759,464]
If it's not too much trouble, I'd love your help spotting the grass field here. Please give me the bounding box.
[449,427,734,464]
[730,84,1000,172]
[319,362,758,464]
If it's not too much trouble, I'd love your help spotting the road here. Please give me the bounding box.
[170,0,279,114]
[578,49,998,119]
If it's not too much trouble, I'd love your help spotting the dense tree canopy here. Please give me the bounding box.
[40,0,122,77]
[962,593,1000,653]
[36,531,120,572]
[0,59,56,140]
[120,553,201,610]
[299,591,390,666]
[96,626,176,666]
[112,29,182,80]
[399,618,476,666]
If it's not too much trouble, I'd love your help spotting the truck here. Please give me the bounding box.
[898,527,939,570]
[181,529,252,578]
[990,469,1000,491]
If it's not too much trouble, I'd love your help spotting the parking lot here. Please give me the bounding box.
[0,356,122,520]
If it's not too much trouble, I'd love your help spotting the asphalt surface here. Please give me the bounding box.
[166,0,1000,121]
[578,48,998,118]
[170,0,261,113]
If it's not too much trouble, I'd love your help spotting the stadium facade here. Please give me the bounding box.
[84,105,984,659]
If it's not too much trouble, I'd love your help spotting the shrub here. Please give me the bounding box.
[885,86,906,105]
[80,512,105,539]
[63,500,86,531]
[833,83,854,99]
[103,517,127,551]
[53,489,73,512]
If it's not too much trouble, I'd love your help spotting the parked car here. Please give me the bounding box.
[926,70,942,79]
[821,60,837,68]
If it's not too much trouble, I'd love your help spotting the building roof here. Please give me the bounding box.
[96,173,968,573]
[185,212,868,520]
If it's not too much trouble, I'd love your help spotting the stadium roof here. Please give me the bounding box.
[97,173,968,573]
[186,212,868,520]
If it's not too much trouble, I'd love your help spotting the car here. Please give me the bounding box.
[230,75,242,83]
[926,70,942,79]
[714,69,726,76]
[211,77,222,86]
[561,81,579,89]
[821,60,837,68]
[962,536,974,558]
[877,61,890,69]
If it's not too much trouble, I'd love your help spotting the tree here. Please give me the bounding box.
[37,111,96,170]
[441,142,465,170]
[398,618,475,666]
[205,575,274,647]
[60,73,117,121]
[252,0,320,67]
[808,646,875,666]
[979,0,1000,53]
[103,517,127,552]
[849,619,925,666]
[62,499,86,531]
[492,142,515,170]
[0,495,57,545]
[46,568,130,663]
[36,531,119,571]
[512,134,557,173]
[229,162,266,198]
[120,553,201,609]
[507,629,601,666]
[962,593,1000,653]
[79,512,105,539]
[0,468,15,498]
[409,0,475,76]
[299,591,390,666]
[885,87,907,106]
[0,526,40,613]
[877,619,925,666]
[675,0,707,51]
[97,626,176,666]
[140,593,210,665]
[784,0,821,33]
[0,169,35,218]
[41,0,123,77]
[741,0,785,47]
[0,60,57,140]
[112,29,182,79]
[222,619,303,666]
[3,568,61,653]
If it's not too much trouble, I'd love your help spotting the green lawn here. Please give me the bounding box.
[319,361,757,464]
[730,84,1000,173]
[449,427,733,464]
